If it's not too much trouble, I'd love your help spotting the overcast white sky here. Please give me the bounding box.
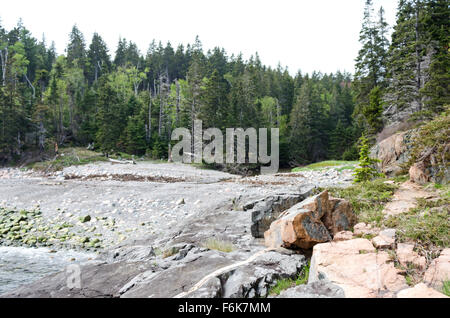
[1,0,398,75]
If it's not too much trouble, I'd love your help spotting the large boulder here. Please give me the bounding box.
[409,145,450,185]
[308,239,408,298]
[370,130,414,177]
[323,196,358,236]
[264,191,356,250]
[264,206,331,250]
[248,185,315,238]
[409,161,431,185]
[371,126,448,184]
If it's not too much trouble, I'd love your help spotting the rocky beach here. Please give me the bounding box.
[0,161,354,297]
[0,159,448,298]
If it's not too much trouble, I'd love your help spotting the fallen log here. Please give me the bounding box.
[108,158,136,165]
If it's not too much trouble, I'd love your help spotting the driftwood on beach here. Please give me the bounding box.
[108,158,136,165]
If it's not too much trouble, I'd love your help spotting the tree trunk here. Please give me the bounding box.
[191,97,195,161]
[24,74,35,99]
[38,121,45,152]
[276,99,280,127]
[0,47,7,86]
[147,89,152,143]
[176,79,180,126]
[415,1,422,111]
[59,96,63,144]
[159,82,163,137]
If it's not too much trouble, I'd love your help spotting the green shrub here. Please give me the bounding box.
[268,262,310,296]
[442,280,450,297]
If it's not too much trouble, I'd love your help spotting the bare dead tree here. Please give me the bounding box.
[147,86,152,143]
[415,0,422,111]
[276,98,281,127]
[24,74,35,99]
[158,77,163,137]
[176,79,181,126]
[158,70,170,137]
[0,47,7,86]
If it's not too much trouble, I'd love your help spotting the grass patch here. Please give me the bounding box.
[405,274,414,287]
[442,280,450,297]
[295,262,310,285]
[336,165,357,172]
[203,238,236,253]
[29,147,107,172]
[268,262,310,296]
[268,278,295,296]
[384,196,449,248]
[393,174,409,183]
[292,161,358,172]
[327,178,398,226]
[162,247,179,258]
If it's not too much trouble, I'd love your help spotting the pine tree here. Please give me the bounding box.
[353,0,389,133]
[199,69,229,129]
[353,134,383,183]
[420,0,450,112]
[124,115,146,155]
[384,0,425,116]
[114,38,127,68]
[329,120,347,159]
[87,33,111,83]
[363,86,384,133]
[289,81,312,164]
[66,25,86,70]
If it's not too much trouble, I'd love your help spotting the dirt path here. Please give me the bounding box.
[383,181,435,217]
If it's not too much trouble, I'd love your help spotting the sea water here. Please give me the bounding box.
[0,246,96,294]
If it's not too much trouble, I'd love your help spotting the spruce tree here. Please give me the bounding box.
[353,0,389,133]
[420,0,450,112]
[66,25,86,70]
[199,69,229,129]
[87,33,111,83]
[353,134,383,183]
[384,0,425,116]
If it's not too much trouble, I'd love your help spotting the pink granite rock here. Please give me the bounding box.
[308,239,407,298]
[397,283,448,298]
[424,248,450,290]
[396,243,427,270]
